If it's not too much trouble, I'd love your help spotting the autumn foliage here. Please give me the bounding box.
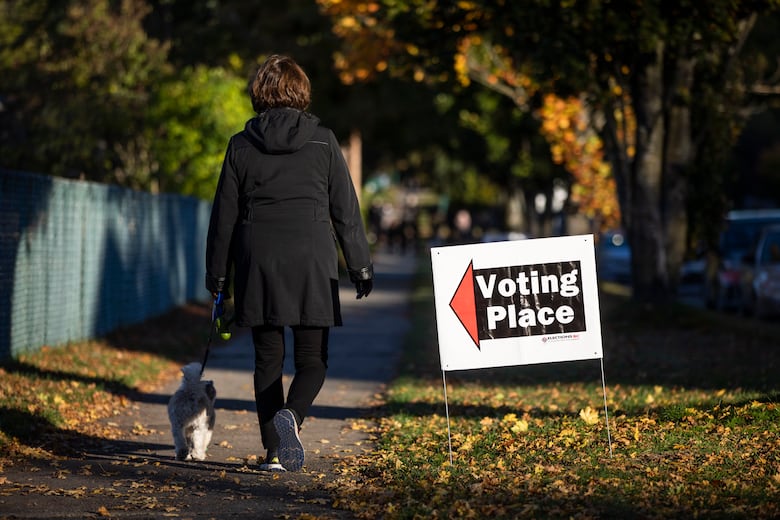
[318,0,623,229]
[316,0,399,85]
[538,94,622,229]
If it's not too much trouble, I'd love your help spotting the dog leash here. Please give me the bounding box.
[201,292,232,377]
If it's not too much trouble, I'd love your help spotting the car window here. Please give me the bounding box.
[721,218,780,257]
[760,232,780,264]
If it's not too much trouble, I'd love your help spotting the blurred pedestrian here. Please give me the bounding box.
[205,54,373,472]
[451,208,474,244]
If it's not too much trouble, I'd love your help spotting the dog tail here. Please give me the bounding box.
[181,362,203,382]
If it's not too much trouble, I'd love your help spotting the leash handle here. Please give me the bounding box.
[212,291,225,322]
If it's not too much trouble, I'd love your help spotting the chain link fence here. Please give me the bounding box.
[0,169,212,360]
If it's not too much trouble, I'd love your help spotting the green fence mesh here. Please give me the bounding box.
[0,169,212,359]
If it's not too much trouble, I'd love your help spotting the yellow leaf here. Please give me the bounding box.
[579,406,599,425]
[97,505,111,517]
[510,420,529,433]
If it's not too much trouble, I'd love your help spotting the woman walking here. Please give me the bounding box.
[205,55,373,471]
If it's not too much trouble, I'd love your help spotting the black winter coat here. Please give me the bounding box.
[205,108,372,327]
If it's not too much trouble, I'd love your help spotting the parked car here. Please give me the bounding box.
[739,224,780,318]
[596,230,632,283]
[704,209,780,310]
[480,231,529,243]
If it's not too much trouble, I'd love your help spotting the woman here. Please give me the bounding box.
[205,55,373,472]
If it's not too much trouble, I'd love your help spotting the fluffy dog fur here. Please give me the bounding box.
[167,362,217,461]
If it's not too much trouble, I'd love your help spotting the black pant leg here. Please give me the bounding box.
[286,326,329,425]
[251,325,285,450]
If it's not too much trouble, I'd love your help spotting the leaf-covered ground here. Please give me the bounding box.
[325,277,780,519]
[2,274,779,519]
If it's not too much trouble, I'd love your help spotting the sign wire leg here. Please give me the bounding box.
[442,370,454,466]
[600,358,613,458]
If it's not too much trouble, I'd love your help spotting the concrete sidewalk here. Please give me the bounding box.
[1,252,417,520]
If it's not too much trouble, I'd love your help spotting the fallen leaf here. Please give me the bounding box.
[579,406,600,425]
[510,420,529,433]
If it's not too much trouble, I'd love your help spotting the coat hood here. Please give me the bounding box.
[244,108,320,154]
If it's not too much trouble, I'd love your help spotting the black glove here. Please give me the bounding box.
[349,265,374,299]
[205,273,231,299]
[355,279,373,299]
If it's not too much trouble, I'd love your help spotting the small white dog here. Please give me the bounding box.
[167,362,217,461]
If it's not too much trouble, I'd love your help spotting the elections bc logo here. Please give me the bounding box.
[449,260,586,349]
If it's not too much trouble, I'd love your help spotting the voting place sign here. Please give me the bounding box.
[431,234,603,372]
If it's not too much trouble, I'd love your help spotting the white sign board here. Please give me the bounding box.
[431,234,603,372]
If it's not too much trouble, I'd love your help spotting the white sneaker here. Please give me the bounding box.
[258,453,286,472]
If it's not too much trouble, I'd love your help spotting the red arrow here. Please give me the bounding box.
[449,260,480,349]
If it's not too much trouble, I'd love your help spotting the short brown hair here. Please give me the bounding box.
[250,55,311,113]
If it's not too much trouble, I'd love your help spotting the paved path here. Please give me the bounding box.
[1,252,417,519]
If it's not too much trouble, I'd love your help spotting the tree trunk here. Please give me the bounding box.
[600,100,632,234]
[629,42,669,303]
[341,129,363,204]
[662,56,695,293]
